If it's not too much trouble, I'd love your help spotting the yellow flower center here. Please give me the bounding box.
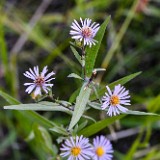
[34,76,45,86]
[82,27,92,38]
[110,95,120,106]
[71,147,81,156]
[96,147,105,157]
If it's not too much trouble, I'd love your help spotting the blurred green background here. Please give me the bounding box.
[0,0,160,159]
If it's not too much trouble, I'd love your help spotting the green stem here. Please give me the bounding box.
[49,95,73,111]
[81,43,86,79]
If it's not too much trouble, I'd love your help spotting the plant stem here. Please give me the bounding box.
[49,95,74,111]
[81,44,86,79]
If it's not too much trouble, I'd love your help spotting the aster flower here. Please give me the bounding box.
[60,135,93,160]
[70,18,100,47]
[23,66,55,96]
[92,135,113,160]
[101,84,130,116]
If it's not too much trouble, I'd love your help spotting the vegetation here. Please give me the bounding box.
[0,0,160,159]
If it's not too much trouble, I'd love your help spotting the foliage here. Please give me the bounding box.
[0,0,160,159]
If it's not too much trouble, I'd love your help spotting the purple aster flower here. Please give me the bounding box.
[23,66,55,96]
[101,84,131,116]
[60,135,93,160]
[70,18,100,47]
[92,135,113,160]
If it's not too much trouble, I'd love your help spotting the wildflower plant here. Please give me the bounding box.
[2,16,159,160]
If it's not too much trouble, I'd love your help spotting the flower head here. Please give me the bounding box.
[23,66,55,96]
[60,135,93,160]
[92,135,113,160]
[70,18,100,47]
[101,84,130,116]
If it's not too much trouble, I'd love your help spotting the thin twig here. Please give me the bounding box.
[107,127,140,141]
[49,95,74,111]
[134,144,160,159]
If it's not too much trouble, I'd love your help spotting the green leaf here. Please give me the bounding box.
[147,95,160,113]
[124,133,142,160]
[126,110,160,116]
[91,71,141,100]
[88,102,160,116]
[78,115,125,137]
[69,88,80,103]
[108,71,142,89]
[33,124,55,156]
[0,90,55,129]
[0,23,10,85]
[49,127,69,136]
[0,90,20,105]
[4,103,71,114]
[70,46,82,65]
[77,120,88,132]
[68,83,91,130]
[67,73,83,80]
[40,100,72,107]
[88,102,101,110]
[4,101,95,123]
[85,16,111,76]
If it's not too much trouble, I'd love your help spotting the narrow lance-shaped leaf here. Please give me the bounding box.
[0,90,55,129]
[0,23,10,84]
[4,103,71,113]
[68,73,83,80]
[85,16,111,77]
[88,102,160,116]
[70,46,82,65]
[4,102,96,123]
[49,127,69,136]
[125,110,160,116]
[78,115,125,137]
[79,105,160,137]
[33,123,55,155]
[0,90,20,105]
[68,83,91,130]
[108,71,142,89]
[91,71,141,100]
[69,88,81,103]
[124,134,142,160]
